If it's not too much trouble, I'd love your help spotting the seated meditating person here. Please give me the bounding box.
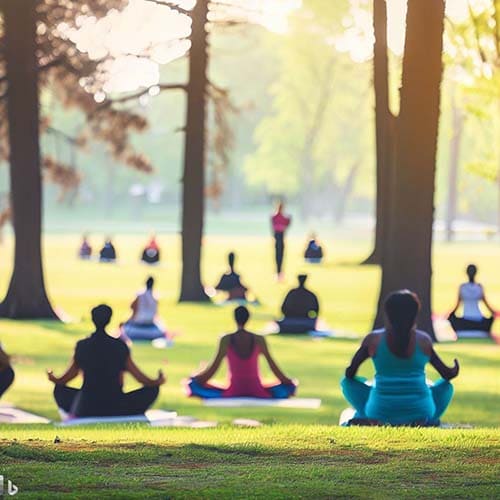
[99,237,117,262]
[141,235,160,265]
[78,234,92,260]
[47,304,165,419]
[123,277,167,341]
[341,290,459,426]
[304,234,323,263]
[213,252,249,301]
[188,306,296,399]
[448,264,496,338]
[277,274,319,333]
[0,342,14,401]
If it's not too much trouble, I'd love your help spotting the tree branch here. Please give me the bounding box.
[144,0,191,16]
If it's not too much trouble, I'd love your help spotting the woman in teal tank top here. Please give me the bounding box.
[341,290,460,425]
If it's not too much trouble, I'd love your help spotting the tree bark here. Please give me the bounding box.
[362,0,394,265]
[445,88,463,242]
[179,0,210,302]
[0,0,58,319]
[373,0,445,339]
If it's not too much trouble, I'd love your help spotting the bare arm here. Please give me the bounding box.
[481,287,496,315]
[126,356,165,386]
[430,349,459,380]
[260,337,293,385]
[47,358,80,385]
[193,336,228,385]
[345,335,372,378]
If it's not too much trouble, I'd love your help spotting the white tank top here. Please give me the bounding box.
[459,282,484,321]
[134,290,158,323]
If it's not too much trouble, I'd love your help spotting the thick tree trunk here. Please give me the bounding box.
[363,0,393,265]
[445,88,463,242]
[179,0,210,302]
[373,0,445,339]
[0,0,58,319]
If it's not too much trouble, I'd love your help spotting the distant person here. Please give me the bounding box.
[271,201,291,280]
[47,304,165,419]
[304,234,323,263]
[214,252,249,301]
[78,234,92,260]
[277,274,319,333]
[342,290,458,426]
[99,237,116,263]
[141,235,160,265]
[0,342,14,401]
[448,264,496,337]
[123,277,168,341]
[188,306,296,399]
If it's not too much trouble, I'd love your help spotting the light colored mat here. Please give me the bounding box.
[59,409,217,428]
[203,398,321,409]
[0,404,51,424]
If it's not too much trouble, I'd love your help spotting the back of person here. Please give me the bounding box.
[272,213,290,233]
[366,330,433,424]
[224,334,269,398]
[133,289,157,324]
[75,333,129,414]
[459,282,483,320]
[283,287,317,318]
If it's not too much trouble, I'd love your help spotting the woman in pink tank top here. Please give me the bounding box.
[188,307,297,399]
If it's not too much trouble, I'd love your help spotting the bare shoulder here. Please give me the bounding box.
[416,330,434,353]
[363,329,383,346]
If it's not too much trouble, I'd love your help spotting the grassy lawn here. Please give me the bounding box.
[0,234,498,497]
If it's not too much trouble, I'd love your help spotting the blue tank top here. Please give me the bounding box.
[365,331,435,424]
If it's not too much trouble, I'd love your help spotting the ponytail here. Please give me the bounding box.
[384,290,420,356]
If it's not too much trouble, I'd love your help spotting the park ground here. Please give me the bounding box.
[0,234,498,498]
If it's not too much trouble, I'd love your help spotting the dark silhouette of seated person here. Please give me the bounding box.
[47,304,165,419]
[78,235,92,260]
[99,238,116,262]
[124,277,167,341]
[0,342,14,402]
[304,234,323,263]
[188,306,296,399]
[448,264,496,337]
[214,252,248,301]
[141,236,160,265]
[277,274,319,333]
[342,290,458,426]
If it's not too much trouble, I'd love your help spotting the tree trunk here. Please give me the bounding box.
[445,87,463,242]
[373,0,445,339]
[363,0,394,265]
[179,0,210,302]
[0,0,58,319]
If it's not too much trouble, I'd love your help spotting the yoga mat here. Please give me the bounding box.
[203,398,321,409]
[0,404,51,424]
[60,410,217,428]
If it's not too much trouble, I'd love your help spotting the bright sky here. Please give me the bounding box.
[66,0,485,97]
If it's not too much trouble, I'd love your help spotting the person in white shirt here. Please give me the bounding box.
[449,264,496,337]
[123,277,168,341]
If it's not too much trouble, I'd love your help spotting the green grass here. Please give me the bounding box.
[0,235,499,498]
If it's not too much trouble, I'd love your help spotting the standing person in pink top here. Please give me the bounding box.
[187,306,297,399]
[271,201,292,280]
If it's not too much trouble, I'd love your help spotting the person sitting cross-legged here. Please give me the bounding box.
[188,306,297,399]
[78,234,92,260]
[341,290,458,426]
[304,234,323,264]
[141,235,160,265]
[123,277,169,341]
[47,304,165,419]
[448,264,496,338]
[99,237,117,263]
[213,252,249,302]
[277,274,319,333]
[0,342,14,402]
